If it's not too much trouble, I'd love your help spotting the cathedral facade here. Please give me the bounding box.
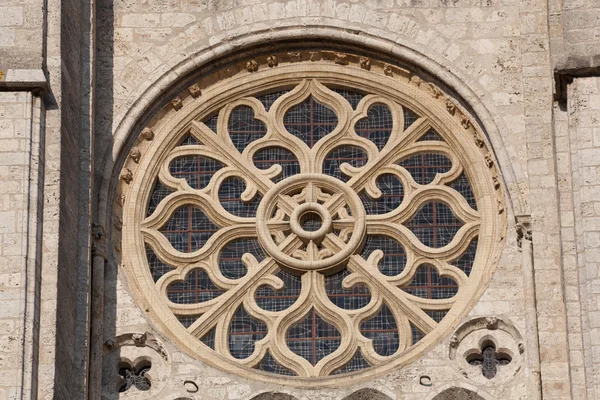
[0,0,599,399]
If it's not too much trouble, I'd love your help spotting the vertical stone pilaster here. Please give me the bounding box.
[520,0,572,397]
[0,90,44,399]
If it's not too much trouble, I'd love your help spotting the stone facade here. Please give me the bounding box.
[0,0,599,399]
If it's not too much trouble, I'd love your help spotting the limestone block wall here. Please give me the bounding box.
[567,77,600,400]
[0,91,44,399]
[560,1,600,69]
[0,0,45,68]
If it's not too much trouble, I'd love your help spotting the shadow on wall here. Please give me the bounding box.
[251,393,298,400]
[250,389,394,400]
[432,388,485,400]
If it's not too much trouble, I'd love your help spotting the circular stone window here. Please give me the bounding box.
[119,51,506,386]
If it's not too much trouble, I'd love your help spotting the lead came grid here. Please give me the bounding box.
[448,172,478,210]
[219,238,265,279]
[253,147,301,182]
[354,104,393,150]
[359,304,400,356]
[146,246,174,282]
[284,96,338,148]
[451,237,478,276]
[405,202,463,248]
[255,270,302,312]
[359,174,404,215]
[401,265,458,299]
[147,180,173,216]
[228,106,267,152]
[160,206,219,253]
[323,145,368,182]
[229,306,268,359]
[324,268,371,310]
[169,155,224,190]
[398,153,452,185]
[361,235,407,276]
[166,269,224,304]
[332,351,371,374]
[218,177,262,217]
[286,309,342,366]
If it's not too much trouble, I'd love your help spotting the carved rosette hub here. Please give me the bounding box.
[120,54,506,386]
[257,174,365,272]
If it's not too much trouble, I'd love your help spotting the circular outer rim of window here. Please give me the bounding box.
[118,50,506,387]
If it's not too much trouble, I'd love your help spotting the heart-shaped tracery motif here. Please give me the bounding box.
[127,71,500,383]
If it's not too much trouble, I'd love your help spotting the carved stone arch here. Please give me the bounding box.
[93,26,514,391]
[96,27,526,229]
[342,388,393,400]
[250,393,298,400]
[432,388,486,400]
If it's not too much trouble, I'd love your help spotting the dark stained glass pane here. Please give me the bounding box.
[323,145,368,182]
[286,309,341,366]
[360,304,399,356]
[253,147,301,182]
[255,270,302,312]
[452,237,478,276]
[146,245,174,282]
[160,206,219,253]
[147,180,173,216]
[325,267,371,310]
[284,96,338,147]
[401,265,458,299]
[228,106,267,153]
[354,103,393,150]
[361,235,407,276]
[359,174,403,214]
[256,90,289,111]
[398,153,452,185]
[229,306,267,359]
[166,269,224,304]
[219,238,265,280]
[405,202,463,248]
[332,350,371,375]
[254,351,297,376]
[218,177,261,218]
[448,172,478,210]
[169,155,223,189]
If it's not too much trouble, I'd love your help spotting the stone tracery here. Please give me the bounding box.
[120,55,504,385]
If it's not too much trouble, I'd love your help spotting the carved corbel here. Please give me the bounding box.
[91,224,107,259]
[383,64,393,76]
[446,98,457,115]
[141,127,154,141]
[171,96,183,111]
[120,168,133,184]
[245,60,258,72]
[188,83,201,98]
[516,215,532,250]
[359,57,371,70]
[334,53,349,65]
[267,55,278,68]
[288,52,301,62]
[129,146,141,163]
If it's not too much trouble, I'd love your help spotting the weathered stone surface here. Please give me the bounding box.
[0,0,599,399]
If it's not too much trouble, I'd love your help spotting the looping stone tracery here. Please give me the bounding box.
[120,57,504,385]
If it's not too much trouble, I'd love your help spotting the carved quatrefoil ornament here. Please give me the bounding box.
[119,53,506,386]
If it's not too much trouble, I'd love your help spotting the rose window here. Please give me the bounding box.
[121,56,504,385]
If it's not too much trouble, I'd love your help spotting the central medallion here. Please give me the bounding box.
[256,174,366,272]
